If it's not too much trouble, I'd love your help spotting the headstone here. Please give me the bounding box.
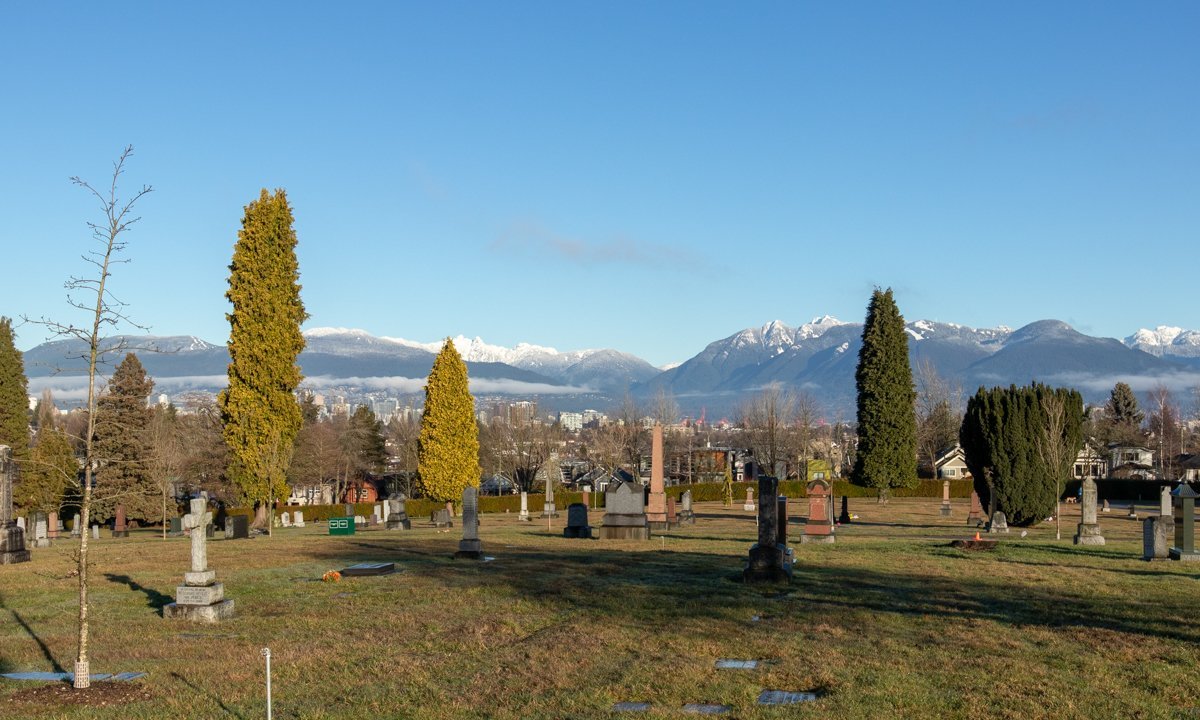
[344,503,355,517]
[940,480,952,517]
[377,502,387,523]
[280,512,291,527]
[91,525,100,540]
[164,498,234,622]
[1102,499,1110,513]
[600,481,651,540]
[356,515,367,527]
[1169,484,1200,561]
[328,516,356,535]
[455,486,483,559]
[48,511,59,539]
[112,505,129,538]
[838,495,851,525]
[33,517,50,548]
[563,502,593,539]
[744,475,791,582]
[71,513,81,537]
[802,478,835,544]
[386,494,411,530]
[967,492,983,526]
[168,517,184,537]
[431,508,453,528]
[987,511,1009,534]
[646,425,670,529]
[666,496,679,527]
[582,489,591,508]
[225,515,250,540]
[1073,477,1105,546]
[518,491,531,522]
[776,496,789,547]
[679,490,696,524]
[0,446,31,564]
[1143,516,1171,561]
[294,511,304,527]
[743,487,755,512]
[1161,485,1173,518]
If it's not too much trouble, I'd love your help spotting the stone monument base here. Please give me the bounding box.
[112,529,129,538]
[164,599,234,623]
[940,504,952,517]
[455,538,483,559]
[386,518,411,530]
[800,533,836,544]
[647,520,679,531]
[518,513,531,522]
[599,514,650,540]
[1073,523,1105,546]
[563,525,593,539]
[1169,547,1200,561]
[743,543,792,583]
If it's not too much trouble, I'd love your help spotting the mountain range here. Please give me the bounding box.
[20,320,1200,418]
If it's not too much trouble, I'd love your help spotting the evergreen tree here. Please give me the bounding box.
[218,189,307,527]
[1102,382,1145,445]
[960,383,1083,526]
[93,353,157,523]
[17,421,76,516]
[0,317,30,464]
[344,405,387,478]
[852,288,918,494]
[418,339,481,503]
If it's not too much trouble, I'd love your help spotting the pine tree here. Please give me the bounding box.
[218,189,307,528]
[344,405,387,478]
[852,288,918,495]
[17,421,76,516]
[0,317,30,465]
[417,339,481,503]
[92,353,156,523]
[960,383,1083,526]
[1102,382,1144,445]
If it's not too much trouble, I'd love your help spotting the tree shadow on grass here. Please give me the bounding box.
[0,593,66,674]
[287,532,1200,645]
[104,573,172,614]
[169,671,246,719]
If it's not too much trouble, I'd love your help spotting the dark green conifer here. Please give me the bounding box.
[93,353,156,522]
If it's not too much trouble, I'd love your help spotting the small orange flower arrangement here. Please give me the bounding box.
[322,570,342,583]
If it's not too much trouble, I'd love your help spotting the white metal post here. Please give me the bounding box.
[261,647,272,720]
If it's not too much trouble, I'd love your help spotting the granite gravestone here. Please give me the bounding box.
[679,490,696,525]
[743,487,755,512]
[987,511,1009,534]
[1161,485,1173,518]
[600,482,651,540]
[294,510,305,528]
[666,496,679,527]
[940,480,952,517]
[1143,516,1170,561]
[1073,477,1105,546]
[838,496,851,525]
[802,478,834,544]
[168,517,184,537]
[48,511,59,539]
[1169,484,1200,561]
[112,505,128,538]
[776,497,789,547]
[646,424,669,529]
[744,475,792,583]
[431,508,453,528]
[0,445,31,564]
[967,492,983,526]
[386,494,411,530]
[455,486,483,559]
[164,498,234,622]
[518,491,531,522]
[225,515,250,540]
[540,459,560,519]
[33,517,50,548]
[71,513,81,537]
[563,502,593,539]
[280,512,291,527]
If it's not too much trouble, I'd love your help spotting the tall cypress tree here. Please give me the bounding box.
[852,288,918,494]
[418,339,481,503]
[219,189,307,527]
[93,353,157,522]
[0,317,30,465]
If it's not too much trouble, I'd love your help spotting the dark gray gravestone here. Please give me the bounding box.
[168,517,184,537]
[225,515,250,540]
[839,495,851,524]
[455,487,482,559]
[341,562,396,576]
[1143,516,1170,561]
[0,445,31,564]
[563,503,592,538]
[431,508,453,528]
[744,475,791,583]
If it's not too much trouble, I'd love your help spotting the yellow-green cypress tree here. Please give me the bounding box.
[418,339,481,503]
[218,189,307,524]
[0,317,30,465]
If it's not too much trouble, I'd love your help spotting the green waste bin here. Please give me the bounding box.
[328,516,356,536]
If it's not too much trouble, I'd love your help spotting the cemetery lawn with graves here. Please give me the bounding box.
[2,498,1199,719]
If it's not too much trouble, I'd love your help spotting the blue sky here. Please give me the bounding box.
[2,3,1196,366]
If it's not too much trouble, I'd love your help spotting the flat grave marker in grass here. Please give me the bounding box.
[612,701,651,712]
[340,562,397,577]
[714,659,758,669]
[681,703,732,714]
[757,690,820,705]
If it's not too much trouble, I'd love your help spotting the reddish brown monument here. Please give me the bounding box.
[646,424,670,529]
[802,478,835,544]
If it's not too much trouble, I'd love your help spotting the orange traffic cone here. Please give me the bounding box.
[973,531,981,541]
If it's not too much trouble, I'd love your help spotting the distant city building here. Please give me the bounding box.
[509,401,537,426]
[558,412,583,432]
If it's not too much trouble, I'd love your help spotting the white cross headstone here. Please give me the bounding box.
[183,498,213,574]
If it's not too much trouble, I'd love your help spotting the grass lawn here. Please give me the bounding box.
[2,497,1198,719]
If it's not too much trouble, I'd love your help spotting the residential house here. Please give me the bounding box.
[1073,442,1107,480]
[934,446,971,480]
[1107,444,1158,480]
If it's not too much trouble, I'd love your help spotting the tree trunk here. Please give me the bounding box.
[253,503,269,529]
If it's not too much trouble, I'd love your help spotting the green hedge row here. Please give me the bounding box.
[228,478,972,522]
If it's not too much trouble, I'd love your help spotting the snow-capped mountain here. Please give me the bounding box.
[1125,326,1200,359]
